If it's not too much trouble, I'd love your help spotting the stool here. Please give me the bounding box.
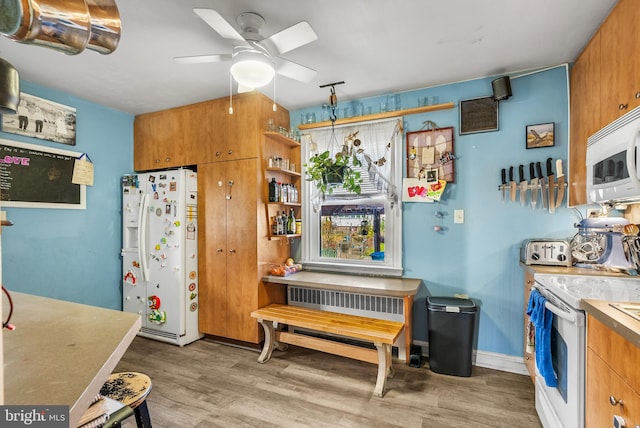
[100,372,153,428]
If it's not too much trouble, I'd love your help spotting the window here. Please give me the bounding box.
[301,118,403,276]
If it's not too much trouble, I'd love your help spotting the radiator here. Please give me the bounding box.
[287,286,407,360]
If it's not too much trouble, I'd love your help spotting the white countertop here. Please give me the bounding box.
[3,292,141,428]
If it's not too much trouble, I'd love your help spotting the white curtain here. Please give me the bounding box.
[307,117,402,203]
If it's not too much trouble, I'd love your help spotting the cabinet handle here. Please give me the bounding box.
[154,159,160,163]
[609,395,624,406]
[216,248,224,253]
[216,151,221,157]
[635,92,640,99]
[165,157,171,162]
[228,149,233,155]
[229,249,236,254]
[619,103,629,110]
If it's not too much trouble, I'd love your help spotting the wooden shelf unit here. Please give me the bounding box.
[297,102,455,130]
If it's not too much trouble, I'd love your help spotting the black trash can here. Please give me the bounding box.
[426,296,478,377]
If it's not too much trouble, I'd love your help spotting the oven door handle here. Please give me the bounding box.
[544,300,577,324]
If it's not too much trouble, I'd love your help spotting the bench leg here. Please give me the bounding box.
[256,319,276,363]
[373,342,394,397]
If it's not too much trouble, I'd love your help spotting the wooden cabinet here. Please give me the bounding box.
[196,92,292,344]
[569,0,640,205]
[264,131,302,239]
[599,0,640,126]
[586,314,640,427]
[523,268,535,382]
[134,105,198,171]
[569,32,600,206]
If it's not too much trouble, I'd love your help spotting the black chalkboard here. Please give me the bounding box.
[0,139,85,209]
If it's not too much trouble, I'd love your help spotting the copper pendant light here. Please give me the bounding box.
[0,57,20,114]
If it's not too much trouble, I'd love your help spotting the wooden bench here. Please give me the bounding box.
[250,303,405,397]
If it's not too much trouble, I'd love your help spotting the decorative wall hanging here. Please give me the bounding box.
[459,96,498,134]
[2,92,77,145]
[406,126,455,182]
[526,122,555,149]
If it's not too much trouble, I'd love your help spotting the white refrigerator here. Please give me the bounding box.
[121,168,202,346]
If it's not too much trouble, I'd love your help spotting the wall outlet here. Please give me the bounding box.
[454,209,464,224]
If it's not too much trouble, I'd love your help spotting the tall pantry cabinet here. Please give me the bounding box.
[133,91,292,344]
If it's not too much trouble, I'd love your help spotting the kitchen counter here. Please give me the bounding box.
[521,263,632,278]
[583,299,640,350]
[3,292,141,428]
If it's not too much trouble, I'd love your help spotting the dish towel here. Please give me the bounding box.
[526,289,558,387]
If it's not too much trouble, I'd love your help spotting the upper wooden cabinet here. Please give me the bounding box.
[569,0,640,206]
[599,0,640,125]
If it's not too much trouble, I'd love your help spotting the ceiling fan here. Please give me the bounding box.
[175,9,318,89]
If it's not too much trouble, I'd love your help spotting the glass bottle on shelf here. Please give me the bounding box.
[268,178,277,202]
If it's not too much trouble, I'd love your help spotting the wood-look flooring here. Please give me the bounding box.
[113,337,542,427]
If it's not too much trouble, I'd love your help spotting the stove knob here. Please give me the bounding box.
[532,253,540,261]
[557,254,567,262]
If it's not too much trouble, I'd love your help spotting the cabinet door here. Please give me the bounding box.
[600,0,640,125]
[586,348,640,428]
[134,108,188,171]
[523,269,535,382]
[198,162,229,336]
[569,32,600,207]
[225,158,259,342]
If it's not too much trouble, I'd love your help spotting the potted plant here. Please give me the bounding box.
[305,150,363,196]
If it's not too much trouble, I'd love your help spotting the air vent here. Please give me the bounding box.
[140,327,179,340]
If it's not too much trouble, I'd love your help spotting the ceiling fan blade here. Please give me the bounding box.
[174,54,232,64]
[193,8,249,46]
[259,21,317,55]
[275,58,317,83]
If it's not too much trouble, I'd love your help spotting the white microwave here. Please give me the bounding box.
[586,105,640,204]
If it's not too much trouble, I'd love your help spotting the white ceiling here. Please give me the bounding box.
[0,0,617,116]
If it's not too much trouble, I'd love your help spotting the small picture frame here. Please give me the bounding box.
[426,169,438,183]
[526,122,555,149]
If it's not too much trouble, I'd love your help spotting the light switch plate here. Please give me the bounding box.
[454,209,464,224]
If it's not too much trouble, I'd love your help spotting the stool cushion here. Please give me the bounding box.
[100,372,152,410]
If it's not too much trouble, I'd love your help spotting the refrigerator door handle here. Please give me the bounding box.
[138,193,151,282]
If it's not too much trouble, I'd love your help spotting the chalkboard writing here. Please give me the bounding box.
[459,97,499,134]
[0,139,86,209]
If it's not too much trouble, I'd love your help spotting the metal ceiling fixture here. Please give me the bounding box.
[0,57,20,114]
[0,0,121,55]
[175,9,318,89]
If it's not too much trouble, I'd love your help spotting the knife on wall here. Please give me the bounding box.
[509,166,517,202]
[501,168,506,201]
[556,159,565,209]
[538,161,548,210]
[530,162,538,209]
[519,164,527,206]
[546,157,556,214]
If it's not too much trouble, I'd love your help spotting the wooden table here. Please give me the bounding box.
[3,292,141,428]
[262,271,422,362]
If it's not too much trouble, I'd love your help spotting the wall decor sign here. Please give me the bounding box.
[526,122,555,149]
[0,138,86,209]
[2,92,77,146]
[459,96,498,134]
[406,126,455,183]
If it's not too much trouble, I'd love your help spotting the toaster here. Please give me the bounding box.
[520,239,572,267]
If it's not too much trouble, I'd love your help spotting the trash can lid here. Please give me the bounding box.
[427,296,476,309]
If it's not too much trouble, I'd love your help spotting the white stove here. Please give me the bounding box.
[530,273,640,428]
[535,273,640,309]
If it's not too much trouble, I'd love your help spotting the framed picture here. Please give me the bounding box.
[406,126,455,182]
[2,92,77,146]
[526,122,555,149]
[459,96,498,134]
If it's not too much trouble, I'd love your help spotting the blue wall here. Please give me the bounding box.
[2,67,582,358]
[292,66,583,357]
[1,81,134,310]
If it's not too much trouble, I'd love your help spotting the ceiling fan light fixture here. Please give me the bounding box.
[230,49,275,88]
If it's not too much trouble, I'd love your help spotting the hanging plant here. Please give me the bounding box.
[305,150,362,196]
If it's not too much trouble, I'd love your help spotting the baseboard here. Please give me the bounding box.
[412,340,529,376]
